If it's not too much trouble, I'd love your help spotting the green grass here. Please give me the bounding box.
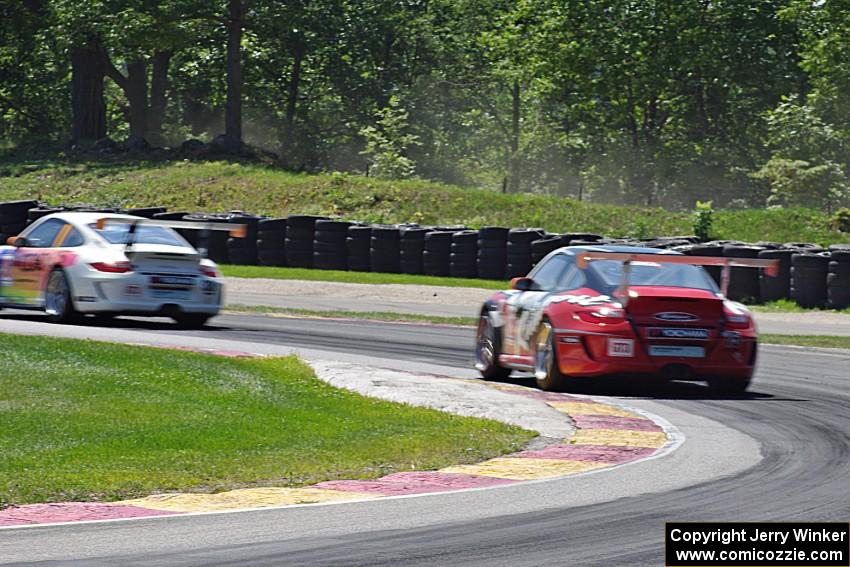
[0,334,533,507]
[760,334,850,349]
[0,156,847,245]
[226,304,479,326]
[221,264,506,289]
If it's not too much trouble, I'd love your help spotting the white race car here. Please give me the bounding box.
[0,212,232,327]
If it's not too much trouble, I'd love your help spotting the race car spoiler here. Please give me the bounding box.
[94,217,247,238]
[575,251,779,300]
[95,216,246,257]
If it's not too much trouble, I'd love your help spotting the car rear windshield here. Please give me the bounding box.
[589,259,719,292]
[90,223,190,247]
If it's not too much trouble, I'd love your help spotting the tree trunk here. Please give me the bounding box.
[126,60,148,139]
[71,40,107,143]
[148,51,172,145]
[507,80,521,193]
[225,0,243,143]
[280,36,305,159]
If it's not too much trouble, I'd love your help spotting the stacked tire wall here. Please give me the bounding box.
[0,200,37,243]
[286,215,325,268]
[346,225,371,271]
[827,246,850,309]
[313,220,351,270]
[791,254,830,308]
[4,199,850,310]
[477,227,509,280]
[370,226,401,273]
[450,230,478,278]
[257,218,287,266]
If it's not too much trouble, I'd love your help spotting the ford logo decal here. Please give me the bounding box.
[654,312,698,321]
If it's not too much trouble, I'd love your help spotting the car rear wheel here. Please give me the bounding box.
[45,269,78,324]
[173,314,211,329]
[475,312,511,380]
[534,319,567,391]
[708,375,751,394]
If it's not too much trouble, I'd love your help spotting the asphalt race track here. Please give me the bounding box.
[1,312,849,566]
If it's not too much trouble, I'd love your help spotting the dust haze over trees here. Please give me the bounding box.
[1,0,849,211]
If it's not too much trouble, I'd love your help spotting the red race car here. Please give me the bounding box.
[475,246,778,392]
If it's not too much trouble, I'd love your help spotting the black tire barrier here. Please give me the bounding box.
[126,206,167,218]
[423,231,454,276]
[257,249,287,266]
[643,237,696,249]
[827,252,850,309]
[758,249,794,303]
[346,225,371,272]
[562,233,603,245]
[27,206,64,223]
[286,215,326,268]
[450,230,479,278]
[476,226,509,280]
[785,242,823,253]
[0,200,38,226]
[0,222,27,236]
[257,230,286,250]
[370,225,401,273]
[313,219,352,271]
[183,213,230,262]
[723,245,764,303]
[400,227,428,275]
[152,211,189,220]
[531,235,564,265]
[258,217,287,231]
[506,228,545,278]
[686,244,725,286]
[225,214,260,265]
[791,254,830,308]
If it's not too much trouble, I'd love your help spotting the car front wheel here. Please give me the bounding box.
[475,312,511,380]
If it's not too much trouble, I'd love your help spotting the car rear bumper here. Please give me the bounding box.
[553,329,756,379]
[70,271,223,316]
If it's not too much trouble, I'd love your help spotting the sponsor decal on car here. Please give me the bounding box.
[653,312,699,322]
[648,328,710,339]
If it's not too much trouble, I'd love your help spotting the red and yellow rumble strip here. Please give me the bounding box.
[0,356,671,527]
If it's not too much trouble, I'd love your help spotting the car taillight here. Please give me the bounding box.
[90,261,133,273]
[199,265,219,278]
[576,307,627,325]
[723,302,752,329]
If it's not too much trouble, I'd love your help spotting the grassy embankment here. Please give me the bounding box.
[0,334,532,508]
[0,157,847,245]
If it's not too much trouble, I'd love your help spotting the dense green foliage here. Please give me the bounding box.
[0,335,531,506]
[1,158,847,245]
[2,0,850,211]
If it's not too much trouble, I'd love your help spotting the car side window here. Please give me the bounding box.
[58,226,85,247]
[22,219,64,248]
[530,255,571,291]
[559,265,587,291]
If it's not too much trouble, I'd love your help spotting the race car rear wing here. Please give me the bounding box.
[575,251,779,301]
[95,217,246,257]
